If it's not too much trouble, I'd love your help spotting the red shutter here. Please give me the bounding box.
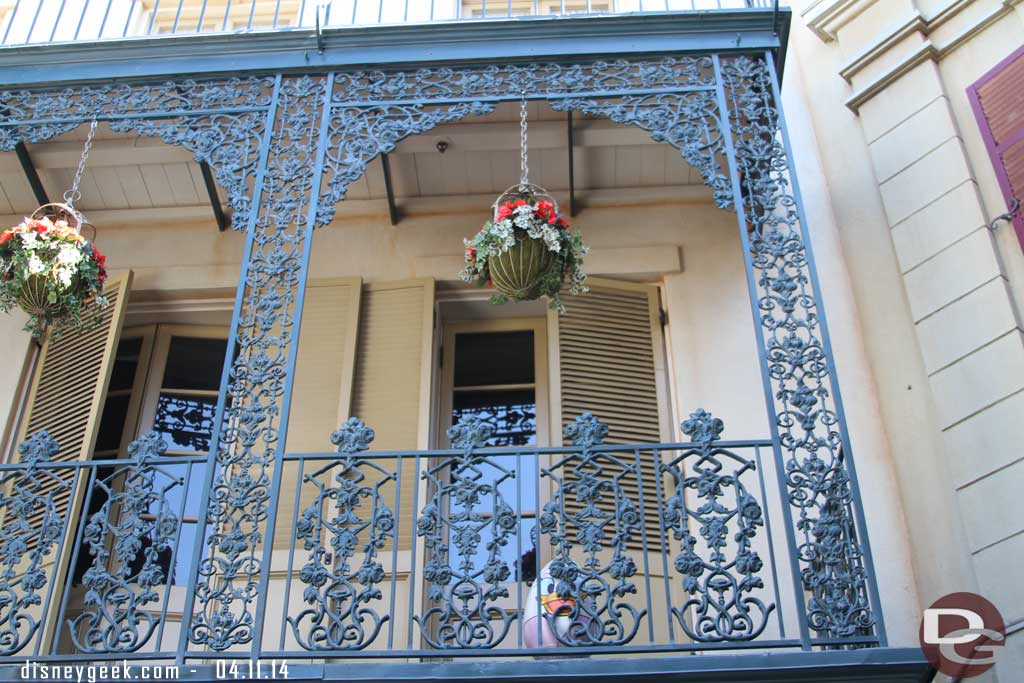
[968,46,1024,248]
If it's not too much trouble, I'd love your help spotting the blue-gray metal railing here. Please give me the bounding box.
[0,0,777,47]
[0,409,882,663]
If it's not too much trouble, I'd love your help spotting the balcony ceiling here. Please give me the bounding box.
[0,101,707,226]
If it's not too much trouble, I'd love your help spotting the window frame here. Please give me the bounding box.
[136,323,229,458]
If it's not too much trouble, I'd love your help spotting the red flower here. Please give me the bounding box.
[35,223,47,235]
[0,231,12,245]
[486,279,493,287]
[557,217,568,229]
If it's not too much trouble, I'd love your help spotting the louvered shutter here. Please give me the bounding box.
[350,279,435,550]
[551,278,670,547]
[274,277,362,549]
[12,272,132,622]
[18,272,133,462]
[969,46,1024,241]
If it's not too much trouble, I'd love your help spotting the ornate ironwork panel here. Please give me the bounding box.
[0,432,70,657]
[188,75,331,652]
[0,78,273,230]
[68,433,181,654]
[718,54,878,639]
[661,410,774,642]
[415,415,517,649]
[537,413,644,646]
[290,418,395,651]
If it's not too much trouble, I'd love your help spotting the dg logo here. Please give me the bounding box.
[919,592,1006,678]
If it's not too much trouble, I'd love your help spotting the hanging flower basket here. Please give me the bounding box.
[460,184,589,311]
[0,204,108,338]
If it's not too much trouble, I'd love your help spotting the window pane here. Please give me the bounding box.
[152,393,217,452]
[454,331,534,387]
[95,394,131,453]
[109,337,143,391]
[162,337,227,391]
[452,389,536,447]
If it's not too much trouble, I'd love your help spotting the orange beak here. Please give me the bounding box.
[541,593,575,616]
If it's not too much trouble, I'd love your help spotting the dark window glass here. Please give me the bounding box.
[95,394,131,452]
[152,393,218,452]
[109,337,142,391]
[453,331,534,387]
[162,337,228,391]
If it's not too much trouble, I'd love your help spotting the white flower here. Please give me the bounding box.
[27,254,45,274]
[20,231,38,248]
[56,244,82,267]
[56,267,73,289]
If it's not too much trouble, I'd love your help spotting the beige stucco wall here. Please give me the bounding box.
[792,0,1024,678]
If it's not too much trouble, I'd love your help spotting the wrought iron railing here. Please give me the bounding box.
[0,409,882,664]
[0,0,777,47]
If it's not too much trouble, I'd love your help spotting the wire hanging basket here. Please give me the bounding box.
[14,204,95,318]
[488,183,559,300]
[458,97,589,311]
[0,121,109,338]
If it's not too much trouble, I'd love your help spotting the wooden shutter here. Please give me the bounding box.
[551,277,670,547]
[968,46,1024,243]
[350,279,435,550]
[18,272,133,462]
[274,277,362,549]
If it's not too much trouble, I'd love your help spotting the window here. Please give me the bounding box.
[73,324,228,586]
[440,319,550,581]
[968,46,1024,247]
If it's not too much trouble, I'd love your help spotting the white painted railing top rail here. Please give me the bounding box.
[0,0,775,47]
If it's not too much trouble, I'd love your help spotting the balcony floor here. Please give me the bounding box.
[0,648,933,683]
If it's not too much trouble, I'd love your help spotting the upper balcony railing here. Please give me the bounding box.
[0,409,883,669]
[0,0,777,47]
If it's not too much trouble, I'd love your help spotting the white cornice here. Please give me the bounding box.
[801,0,881,42]
[845,0,1023,112]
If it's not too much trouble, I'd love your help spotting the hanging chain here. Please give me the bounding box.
[63,119,97,209]
[519,93,529,188]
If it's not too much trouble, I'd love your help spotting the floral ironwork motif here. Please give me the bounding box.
[317,102,495,222]
[290,418,395,651]
[69,432,181,653]
[416,415,517,648]
[537,413,644,646]
[188,75,330,651]
[0,432,68,656]
[0,78,273,231]
[330,58,713,103]
[661,410,774,642]
[720,55,876,638]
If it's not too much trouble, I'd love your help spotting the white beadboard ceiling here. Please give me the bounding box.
[0,101,705,222]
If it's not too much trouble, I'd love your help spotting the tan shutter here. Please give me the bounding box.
[18,272,133,462]
[11,272,132,652]
[550,277,670,547]
[273,277,362,549]
[350,279,435,550]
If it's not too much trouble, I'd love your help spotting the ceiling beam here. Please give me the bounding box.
[14,142,49,206]
[380,152,399,226]
[199,161,229,231]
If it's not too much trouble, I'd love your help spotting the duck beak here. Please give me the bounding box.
[541,592,575,616]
